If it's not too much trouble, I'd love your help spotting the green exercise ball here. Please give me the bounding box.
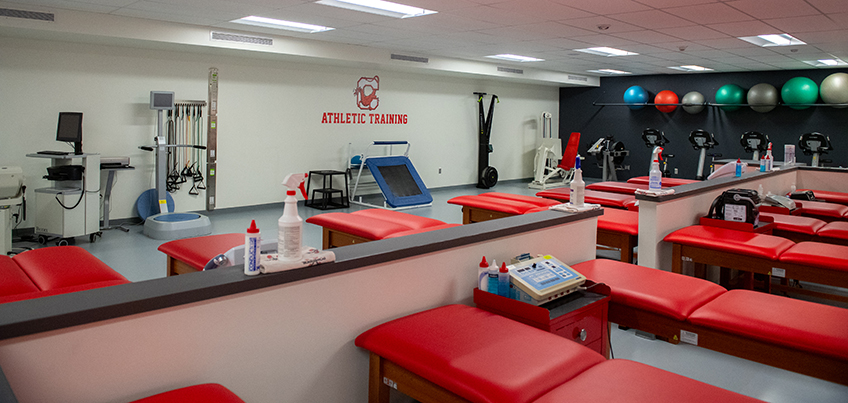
[820,72,848,108]
[681,91,705,114]
[715,84,745,111]
[781,77,818,110]
[747,83,779,113]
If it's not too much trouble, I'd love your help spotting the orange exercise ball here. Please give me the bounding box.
[654,90,678,113]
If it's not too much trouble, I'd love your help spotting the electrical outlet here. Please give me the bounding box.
[674,168,678,175]
[439,167,442,174]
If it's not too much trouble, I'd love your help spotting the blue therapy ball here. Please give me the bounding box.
[624,86,649,110]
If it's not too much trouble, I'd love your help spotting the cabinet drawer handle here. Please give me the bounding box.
[573,328,587,342]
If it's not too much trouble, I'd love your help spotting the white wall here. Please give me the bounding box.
[0,36,559,224]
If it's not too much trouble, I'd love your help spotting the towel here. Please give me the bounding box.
[549,202,602,213]
[260,246,336,274]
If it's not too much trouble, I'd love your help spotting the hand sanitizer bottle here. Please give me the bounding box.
[244,220,261,276]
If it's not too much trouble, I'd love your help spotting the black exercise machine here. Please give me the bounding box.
[799,132,833,167]
[474,92,499,189]
[689,129,719,180]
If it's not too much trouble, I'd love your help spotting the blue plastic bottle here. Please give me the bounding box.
[487,259,499,295]
[498,262,510,297]
[735,158,743,177]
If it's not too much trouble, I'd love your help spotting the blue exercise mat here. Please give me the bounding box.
[365,155,432,208]
[136,189,175,220]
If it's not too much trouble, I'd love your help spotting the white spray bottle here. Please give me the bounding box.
[279,173,307,262]
[649,146,663,191]
[765,142,773,171]
[570,154,585,206]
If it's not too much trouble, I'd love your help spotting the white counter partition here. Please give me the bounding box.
[0,210,599,403]
[637,168,801,272]
[796,168,848,193]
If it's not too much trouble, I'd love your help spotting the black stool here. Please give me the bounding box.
[305,170,350,210]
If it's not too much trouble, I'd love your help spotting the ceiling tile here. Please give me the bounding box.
[612,29,681,44]
[707,20,783,37]
[805,0,848,14]
[560,15,643,34]
[609,9,695,29]
[764,15,842,33]
[633,0,721,7]
[553,0,652,15]
[724,0,821,20]
[567,33,640,47]
[445,4,542,26]
[657,25,729,40]
[694,37,754,49]
[663,3,755,25]
[490,0,594,21]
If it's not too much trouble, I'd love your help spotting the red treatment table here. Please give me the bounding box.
[446,192,558,224]
[306,209,459,249]
[535,188,638,210]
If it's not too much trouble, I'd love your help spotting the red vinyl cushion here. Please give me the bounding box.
[586,181,653,194]
[306,212,412,240]
[533,359,764,403]
[157,233,245,270]
[0,256,40,297]
[597,208,638,235]
[384,223,462,239]
[573,260,725,321]
[447,195,541,215]
[627,176,698,187]
[477,192,560,208]
[351,209,446,230]
[758,213,825,235]
[818,221,848,240]
[798,200,848,219]
[129,383,244,403]
[798,189,848,206]
[663,225,794,260]
[355,304,605,403]
[0,280,131,304]
[688,290,848,361]
[778,242,848,272]
[535,188,636,209]
[13,246,129,291]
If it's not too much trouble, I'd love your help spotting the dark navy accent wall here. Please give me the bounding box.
[560,69,848,180]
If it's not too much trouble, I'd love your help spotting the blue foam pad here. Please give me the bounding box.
[136,189,175,220]
[364,155,432,208]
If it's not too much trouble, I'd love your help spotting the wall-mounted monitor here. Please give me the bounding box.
[150,91,175,110]
[56,112,83,155]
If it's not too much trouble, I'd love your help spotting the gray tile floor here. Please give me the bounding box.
[11,179,848,402]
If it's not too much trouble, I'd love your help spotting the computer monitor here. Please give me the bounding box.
[57,112,83,155]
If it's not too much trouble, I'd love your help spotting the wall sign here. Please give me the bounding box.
[321,75,408,125]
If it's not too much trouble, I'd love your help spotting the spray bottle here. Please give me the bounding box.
[478,256,489,292]
[765,142,773,171]
[278,173,308,262]
[497,262,510,298]
[735,158,743,177]
[244,220,261,276]
[570,154,585,206]
[487,259,499,295]
[649,146,663,191]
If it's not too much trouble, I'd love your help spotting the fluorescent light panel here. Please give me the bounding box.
[486,54,544,62]
[668,65,713,72]
[574,47,638,57]
[231,16,334,33]
[315,0,436,18]
[588,69,631,74]
[803,58,848,67]
[738,33,805,47]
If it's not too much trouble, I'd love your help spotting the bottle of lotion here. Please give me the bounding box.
[570,154,585,206]
[478,256,489,292]
[244,220,261,276]
[279,173,307,261]
[498,262,510,297]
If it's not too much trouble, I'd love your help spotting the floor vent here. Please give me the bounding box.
[391,54,429,63]
[498,66,524,74]
[0,8,54,21]
[211,31,273,46]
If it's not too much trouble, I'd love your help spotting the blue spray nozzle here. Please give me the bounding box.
[575,154,581,170]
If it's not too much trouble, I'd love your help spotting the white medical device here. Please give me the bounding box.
[1,166,25,255]
[508,255,586,306]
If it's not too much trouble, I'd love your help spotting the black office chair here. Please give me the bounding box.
[740,131,769,160]
[689,129,718,180]
[798,132,833,167]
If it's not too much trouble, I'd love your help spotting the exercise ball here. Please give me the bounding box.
[654,90,678,113]
[623,85,648,110]
[715,84,745,111]
[746,83,779,113]
[781,76,818,110]
[681,91,705,114]
[820,72,848,108]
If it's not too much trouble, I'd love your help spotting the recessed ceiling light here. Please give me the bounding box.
[738,33,805,47]
[803,58,848,67]
[315,0,436,18]
[486,54,544,62]
[231,16,334,33]
[574,47,638,57]
[668,65,713,72]
[588,69,631,74]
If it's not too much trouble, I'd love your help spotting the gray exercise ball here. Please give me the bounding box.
[747,83,779,113]
[820,72,848,108]
[681,91,705,114]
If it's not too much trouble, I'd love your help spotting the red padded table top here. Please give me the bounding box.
[663,225,794,260]
[587,181,659,195]
[157,233,245,270]
[573,259,726,321]
[351,209,446,230]
[13,246,129,291]
[478,192,560,208]
[799,189,848,206]
[306,212,414,240]
[627,176,697,187]
[384,223,461,239]
[447,195,544,215]
[536,188,636,209]
[818,221,848,240]
[355,304,605,403]
[129,383,245,403]
[688,290,848,361]
[0,256,40,297]
[759,213,825,235]
[778,242,848,272]
[597,208,638,235]
[798,200,848,219]
[533,359,764,403]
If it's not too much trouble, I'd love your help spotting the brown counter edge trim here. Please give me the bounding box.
[634,167,803,203]
[0,209,601,341]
